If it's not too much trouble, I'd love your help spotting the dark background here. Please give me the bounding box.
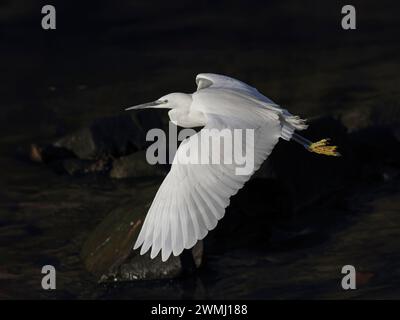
[0,0,400,299]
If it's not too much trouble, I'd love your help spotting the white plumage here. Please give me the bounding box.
[126,73,337,262]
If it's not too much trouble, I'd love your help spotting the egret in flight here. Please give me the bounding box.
[126,73,339,261]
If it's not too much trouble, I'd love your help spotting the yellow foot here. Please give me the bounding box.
[308,139,341,157]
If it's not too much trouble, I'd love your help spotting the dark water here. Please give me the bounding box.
[1,0,400,299]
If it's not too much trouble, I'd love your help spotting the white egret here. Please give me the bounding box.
[126,73,339,262]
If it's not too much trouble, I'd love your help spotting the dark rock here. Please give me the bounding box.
[348,125,400,182]
[101,242,203,282]
[349,126,400,163]
[54,128,96,160]
[54,112,164,160]
[340,107,373,132]
[62,158,91,176]
[81,184,203,282]
[62,158,112,176]
[29,143,76,164]
[28,111,166,178]
[340,103,400,133]
[89,114,144,158]
[110,151,167,179]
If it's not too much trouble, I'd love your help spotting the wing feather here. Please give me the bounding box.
[185,191,208,240]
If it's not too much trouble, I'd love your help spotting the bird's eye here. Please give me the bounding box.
[163,100,168,103]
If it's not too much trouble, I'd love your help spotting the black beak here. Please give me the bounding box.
[125,100,164,110]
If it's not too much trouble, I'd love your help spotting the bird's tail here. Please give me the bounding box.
[280,115,308,141]
[285,115,308,131]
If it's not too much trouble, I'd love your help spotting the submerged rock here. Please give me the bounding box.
[81,183,203,282]
[62,158,112,176]
[100,242,203,282]
[340,103,400,133]
[28,143,76,164]
[55,112,164,160]
[27,111,166,178]
[54,128,96,160]
[110,151,167,179]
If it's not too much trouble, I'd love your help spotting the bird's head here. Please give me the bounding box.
[125,93,191,111]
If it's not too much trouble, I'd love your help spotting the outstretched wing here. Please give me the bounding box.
[133,113,282,261]
[196,73,278,106]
